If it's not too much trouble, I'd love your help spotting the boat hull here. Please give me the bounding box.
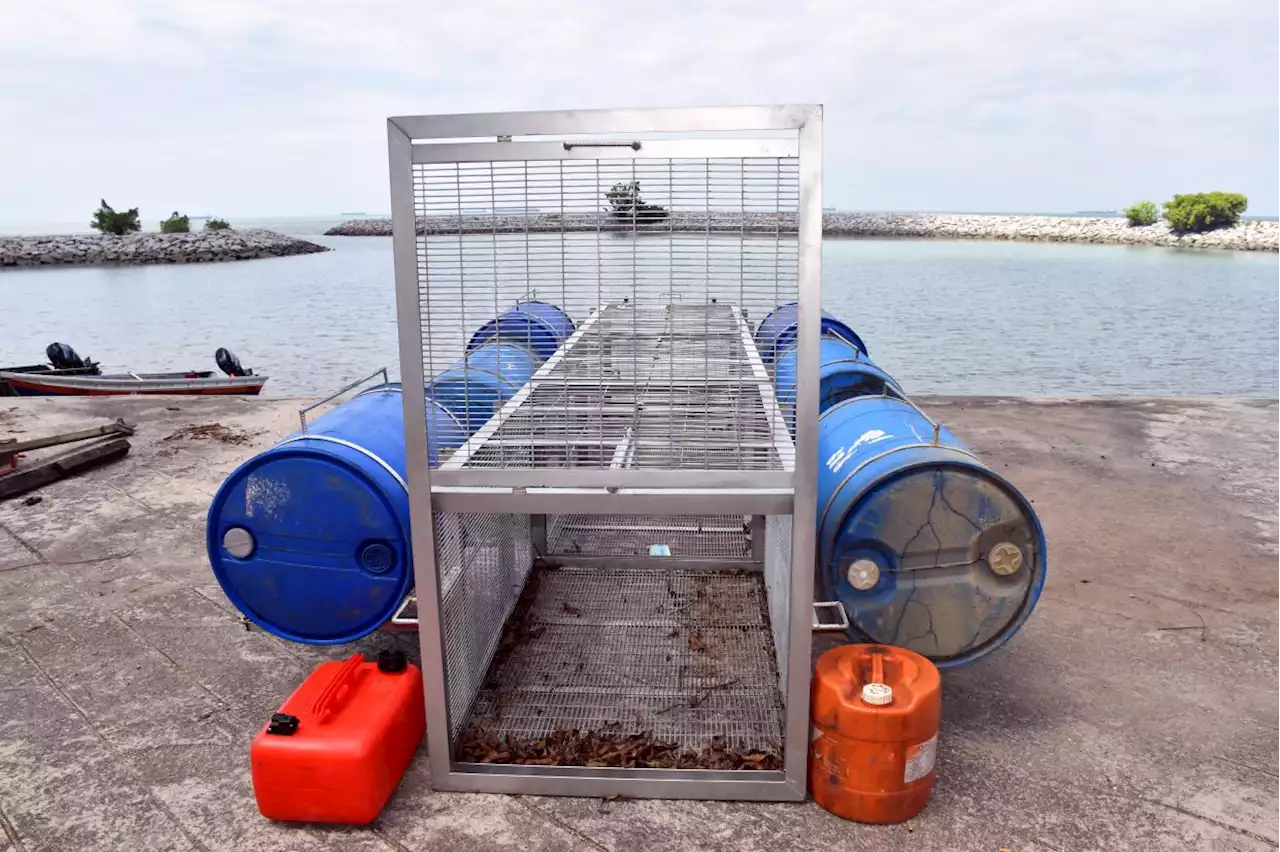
[0,372,266,397]
[0,365,101,397]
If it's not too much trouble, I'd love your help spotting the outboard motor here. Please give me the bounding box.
[216,348,253,377]
[46,342,95,370]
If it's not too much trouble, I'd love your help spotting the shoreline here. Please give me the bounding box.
[0,229,329,268]
[325,212,1279,252]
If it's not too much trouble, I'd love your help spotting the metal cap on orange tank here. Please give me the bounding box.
[810,644,943,824]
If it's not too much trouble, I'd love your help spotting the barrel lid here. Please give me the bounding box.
[207,443,411,644]
[861,682,894,705]
[825,461,1045,667]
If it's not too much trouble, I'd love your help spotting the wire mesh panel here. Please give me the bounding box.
[416,157,799,477]
[435,512,534,737]
[392,107,822,801]
[450,302,792,472]
[457,566,785,759]
[546,514,753,559]
[764,514,794,687]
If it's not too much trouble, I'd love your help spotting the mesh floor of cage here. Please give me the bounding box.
[454,565,786,769]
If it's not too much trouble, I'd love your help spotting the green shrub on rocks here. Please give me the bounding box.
[160,212,191,233]
[90,199,141,235]
[1123,201,1158,227]
[1162,193,1248,233]
[204,218,232,231]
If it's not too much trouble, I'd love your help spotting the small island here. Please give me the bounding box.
[1,229,330,268]
[0,200,328,268]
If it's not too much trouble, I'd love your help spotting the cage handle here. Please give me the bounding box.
[812,601,850,631]
[390,594,419,626]
[562,141,642,150]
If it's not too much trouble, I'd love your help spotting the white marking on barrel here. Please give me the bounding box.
[825,429,892,473]
[245,475,290,519]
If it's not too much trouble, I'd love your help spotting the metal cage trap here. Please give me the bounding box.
[389,106,824,800]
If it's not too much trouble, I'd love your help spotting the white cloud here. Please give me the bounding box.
[1,0,1275,221]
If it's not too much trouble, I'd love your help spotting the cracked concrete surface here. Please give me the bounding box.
[1,395,1276,852]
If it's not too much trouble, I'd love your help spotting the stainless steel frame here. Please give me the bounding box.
[390,106,822,800]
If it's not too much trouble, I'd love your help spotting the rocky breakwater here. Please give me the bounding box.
[327,212,804,236]
[327,212,1279,252]
[0,229,329,268]
[823,213,1279,252]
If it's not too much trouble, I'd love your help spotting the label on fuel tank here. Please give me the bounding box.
[904,734,937,783]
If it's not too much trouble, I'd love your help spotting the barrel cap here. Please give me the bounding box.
[846,558,881,591]
[861,683,894,706]
[988,541,1024,575]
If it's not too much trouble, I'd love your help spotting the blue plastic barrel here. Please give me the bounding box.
[754,302,868,365]
[429,341,539,432]
[467,300,576,361]
[815,396,1047,667]
[206,387,466,644]
[773,337,904,431]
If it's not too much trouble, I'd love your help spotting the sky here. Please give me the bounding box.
[1,0,1276,222]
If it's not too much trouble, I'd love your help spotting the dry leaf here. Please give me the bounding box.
[688,631,706,652]
[456,726,782,771]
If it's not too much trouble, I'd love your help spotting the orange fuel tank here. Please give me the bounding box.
[251,650,425,824]
[809,644,941,823]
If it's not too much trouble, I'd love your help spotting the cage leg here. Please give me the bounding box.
[751,515,766,562]
[531,514,548,560]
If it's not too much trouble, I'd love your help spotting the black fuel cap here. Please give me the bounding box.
[377,649,408,674]
[266,712,299,735]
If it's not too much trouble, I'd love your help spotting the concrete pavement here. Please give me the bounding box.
[1,395,1275,851]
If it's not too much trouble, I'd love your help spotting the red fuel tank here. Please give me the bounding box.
[251,650,425,824]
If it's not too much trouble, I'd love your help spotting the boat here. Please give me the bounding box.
[0,371,267,397]
[0,348,267,397]
[1,344,101,397]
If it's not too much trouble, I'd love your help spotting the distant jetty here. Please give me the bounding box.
[325,212,1278,252]
[0,229,329,268]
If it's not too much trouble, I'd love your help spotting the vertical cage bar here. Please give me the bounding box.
[782,106,822,791]
[390,119,455,778]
